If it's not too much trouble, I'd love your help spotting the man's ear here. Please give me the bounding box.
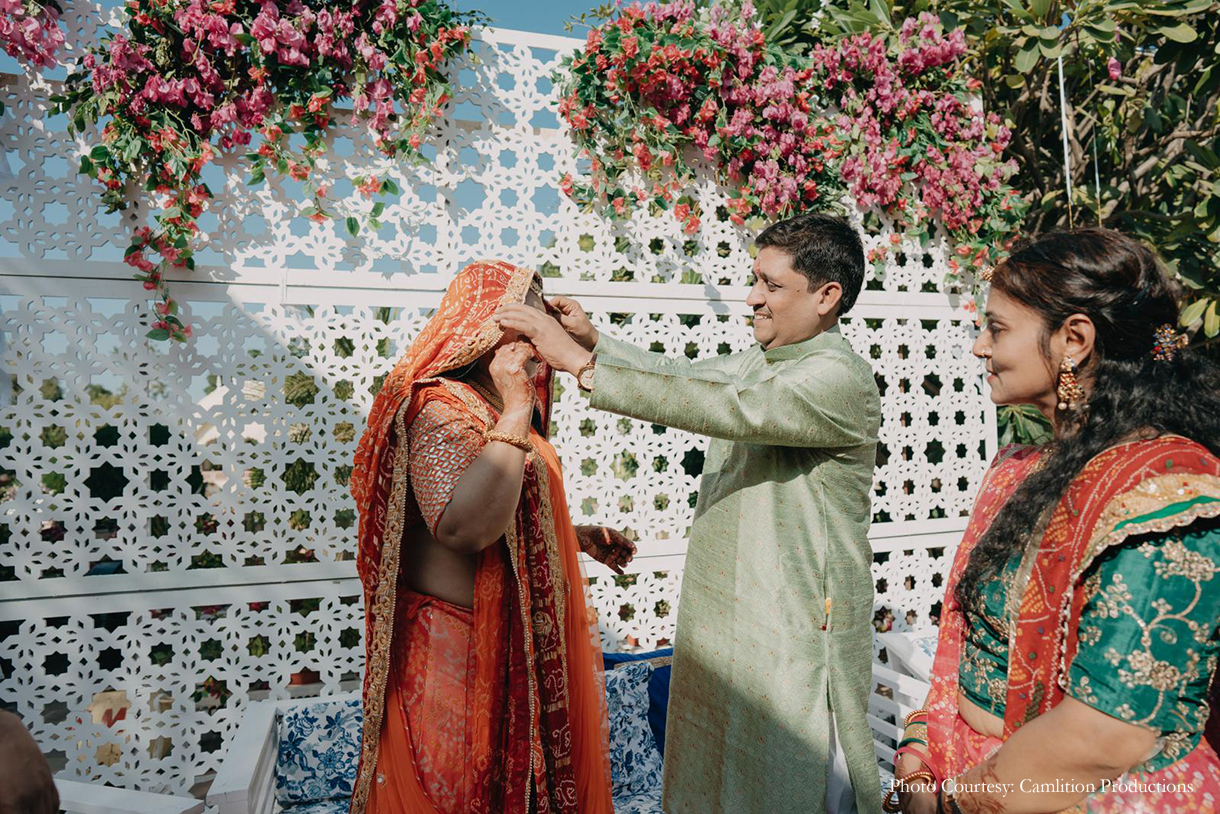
[815,281,843,317]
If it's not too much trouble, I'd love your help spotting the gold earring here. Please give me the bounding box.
[1056,356,1085,411]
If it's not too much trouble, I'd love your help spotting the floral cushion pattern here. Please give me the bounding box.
[280,799,352,814]
[612,787,666,814]
[605,661,665,802]
[275,697,362,804]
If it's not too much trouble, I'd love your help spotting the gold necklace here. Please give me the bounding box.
[467,379,504,413]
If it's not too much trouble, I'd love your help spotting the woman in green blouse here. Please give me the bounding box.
[890,229,1220,814]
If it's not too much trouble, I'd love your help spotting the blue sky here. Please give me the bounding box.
[453,0,607,38]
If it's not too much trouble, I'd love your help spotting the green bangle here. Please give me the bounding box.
[898,736,928,749]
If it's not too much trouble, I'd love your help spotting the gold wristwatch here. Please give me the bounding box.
[576,354,597,392]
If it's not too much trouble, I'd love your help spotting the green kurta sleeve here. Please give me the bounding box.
[593,333,742,379]
[589,333,878,449]
[1067,515,1220,770]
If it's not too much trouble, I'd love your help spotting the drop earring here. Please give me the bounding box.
[1056,356,1085,411]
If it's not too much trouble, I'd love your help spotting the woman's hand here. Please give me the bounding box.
[893,749,938,814]
[575,525,636,574]
[488,341,537,416]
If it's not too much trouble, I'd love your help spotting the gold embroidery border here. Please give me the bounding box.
[350,406,412,814]
[1046,473,1220,703]
[1074,473,1220,581]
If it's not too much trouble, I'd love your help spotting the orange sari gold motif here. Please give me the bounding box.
[349,261,613,814]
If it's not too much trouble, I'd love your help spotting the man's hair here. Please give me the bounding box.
[755,213,865,315]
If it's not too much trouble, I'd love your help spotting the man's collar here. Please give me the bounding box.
[762,323,841,362]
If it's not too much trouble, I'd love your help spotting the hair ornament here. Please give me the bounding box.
[1150,324,1188,362]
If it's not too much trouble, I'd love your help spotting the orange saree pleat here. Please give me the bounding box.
[367,591,476,814]
[532,433,614,814]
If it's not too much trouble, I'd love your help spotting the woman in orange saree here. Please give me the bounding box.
[348,260,628,814]
[889,230,1220,814]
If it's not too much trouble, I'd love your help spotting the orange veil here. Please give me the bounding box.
[348,260,611,814]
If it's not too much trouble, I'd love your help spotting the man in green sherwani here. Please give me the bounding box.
[496,213,882,814]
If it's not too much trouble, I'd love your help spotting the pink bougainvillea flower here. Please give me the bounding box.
[1107,57,1121,81]
[56,0,477,341]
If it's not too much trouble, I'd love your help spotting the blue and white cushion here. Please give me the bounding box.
[280,799,351,814]
[275,697,362,805]
[605,661,664,803]
[612,787,666,814]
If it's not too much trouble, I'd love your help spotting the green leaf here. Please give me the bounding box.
[381,179,399,195]
[79,156,93,175]
[146,328,171,341]
[1014,45,1040,72]
[869,0,891,25]
[368,219,382,230]
[1028,0,1052,19]
[1000,0,1033,21]
[1205,301,1220,337]
[371,202,385,217]
[346,216,359,237]
[301,205,319,218]
[89,145,109,160]
[1180,297,1209,326]
[1158,22,1197,43]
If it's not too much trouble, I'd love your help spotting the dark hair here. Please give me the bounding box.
[755,213,865,315]
[955,228,1220,609]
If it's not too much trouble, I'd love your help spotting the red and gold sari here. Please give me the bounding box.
[926,436,1220,812]
[348,260,614,814]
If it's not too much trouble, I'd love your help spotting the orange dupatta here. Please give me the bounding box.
[348,260,612,814]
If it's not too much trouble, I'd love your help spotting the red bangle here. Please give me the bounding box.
[893,745,942,786]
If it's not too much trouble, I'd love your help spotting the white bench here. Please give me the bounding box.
[55,778,205,814]
[869,660,933,786]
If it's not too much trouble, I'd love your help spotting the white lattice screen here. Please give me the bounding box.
[0,6,995,798]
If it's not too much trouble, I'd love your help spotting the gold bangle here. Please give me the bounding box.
[484,430,532,452]
[882,769,938,813]
[904,708,930,727]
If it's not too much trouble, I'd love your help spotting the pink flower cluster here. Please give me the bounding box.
[810,13,1023,273]
[60,0,477,341]
[557,0,844,231]
[558,2,1025,285]
[0,0,63,69]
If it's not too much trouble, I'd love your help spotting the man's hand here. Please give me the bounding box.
[575,525,636,574]
[549,295,599,352]
[497,304,592,375]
